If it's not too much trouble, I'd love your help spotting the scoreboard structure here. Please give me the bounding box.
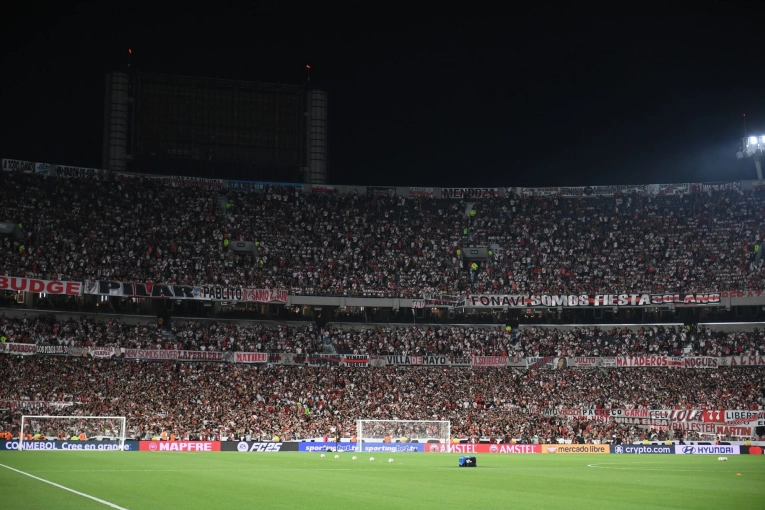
[103,71,327,183]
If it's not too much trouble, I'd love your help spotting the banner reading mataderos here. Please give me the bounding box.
[440,188,498,199]
[84,280,287,303]
[616,356,685,368]
[0,276,82,296]
[466,292,721,308]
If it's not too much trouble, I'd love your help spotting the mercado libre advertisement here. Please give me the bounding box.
[540,444,610,454]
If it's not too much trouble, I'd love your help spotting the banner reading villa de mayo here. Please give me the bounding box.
[466,292,721,308]
[83,280,287,303]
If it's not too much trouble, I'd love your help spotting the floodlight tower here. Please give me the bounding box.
[737,135,765,180]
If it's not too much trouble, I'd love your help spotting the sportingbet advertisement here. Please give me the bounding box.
[298,442,424,453]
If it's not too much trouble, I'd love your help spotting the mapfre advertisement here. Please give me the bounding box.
[541,444,609,454]
[139,441,220,452]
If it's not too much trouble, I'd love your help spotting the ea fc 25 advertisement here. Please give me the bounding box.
[224,441,298,452]
[541,444,609,454]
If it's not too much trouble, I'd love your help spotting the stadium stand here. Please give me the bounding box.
[2,314,764,357]
[1,358,764,443]
[1,169,764,448]
[2,172,765,297]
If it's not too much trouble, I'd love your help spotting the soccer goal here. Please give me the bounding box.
[19,415,127,451]
[356,419,450,452]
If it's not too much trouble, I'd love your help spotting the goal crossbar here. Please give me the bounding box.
[20,415,127,451]
[356,419,451,453]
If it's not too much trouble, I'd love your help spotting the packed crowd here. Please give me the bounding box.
[3,312,765,358]
[3,172,765,297]
[1,357,763,443]
[3,314,765,357]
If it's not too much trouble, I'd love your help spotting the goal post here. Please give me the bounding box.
[19,415,127,451]
[356,419,450,452]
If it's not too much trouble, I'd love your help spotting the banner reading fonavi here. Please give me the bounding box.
[84,280,286,303]
[466,292,721,308]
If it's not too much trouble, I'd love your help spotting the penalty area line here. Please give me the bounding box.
[0,463,128,510]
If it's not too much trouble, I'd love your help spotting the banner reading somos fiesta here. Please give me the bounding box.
[466,292,721,308]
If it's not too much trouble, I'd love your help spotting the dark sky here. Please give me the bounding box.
[2,7,764,188]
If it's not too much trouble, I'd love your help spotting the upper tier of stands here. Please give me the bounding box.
[2,172,764,298]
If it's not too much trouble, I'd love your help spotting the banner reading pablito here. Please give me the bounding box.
[83,280,287,303]
[0,276,82,296]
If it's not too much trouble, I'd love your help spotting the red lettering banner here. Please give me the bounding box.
[0,276,81,296]
[424,443,541,454]
[139,441,220,452]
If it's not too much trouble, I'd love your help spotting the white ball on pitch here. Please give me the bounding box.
[388,458,394,463]
[723,457,728,461]
[352,456,357,460]
[320,453,325,458]
[717,457,721,461]
[369,456,375,461]
[334,454,340,459]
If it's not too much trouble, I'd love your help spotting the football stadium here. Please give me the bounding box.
[2,15,765,510]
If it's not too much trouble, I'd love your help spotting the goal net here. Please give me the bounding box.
[19,415,127,451]
[356,419,450,452]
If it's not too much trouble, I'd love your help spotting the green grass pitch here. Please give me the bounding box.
[0,452,763,509]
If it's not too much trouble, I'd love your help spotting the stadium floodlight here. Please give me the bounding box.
[738,135,764,180]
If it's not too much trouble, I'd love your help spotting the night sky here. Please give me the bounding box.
[2,8,764,188]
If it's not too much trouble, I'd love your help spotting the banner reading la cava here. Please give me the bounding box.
[84,280,286,303]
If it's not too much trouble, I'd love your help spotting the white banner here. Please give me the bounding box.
[440,188,498,199]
